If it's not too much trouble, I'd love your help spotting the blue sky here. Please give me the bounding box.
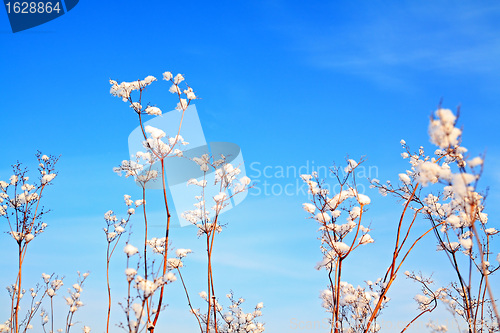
[1,1,500,332]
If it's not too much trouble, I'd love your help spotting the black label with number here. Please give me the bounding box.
[3,0,79,33]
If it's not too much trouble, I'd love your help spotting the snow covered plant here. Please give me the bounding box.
[107,71,196,333]
[181,155,263,333]
[108,71,263,333]
[302,162,388,333]
[59,271,90,333]
[115,240,178,333]
[372,108,500,332]
[190,292,264,333]
[301,155,461,332]
[102,203,135,332]
[403,271,448,332]
[0,153,90,333]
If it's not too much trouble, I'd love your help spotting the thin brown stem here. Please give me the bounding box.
[177,268,203,332]
[151,159,171,330]
[471,222,500,326]
[106,243,111,333]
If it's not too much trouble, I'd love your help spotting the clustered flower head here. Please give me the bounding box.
[301,163,374,271]
[63,272,90,316]
[192,292,265,333]
[320,280,388,332]
[369,107,500,331]
[109,70,197,114]
[166,248,193,269]
[300,160,388,331]
[182,154,252,237]
[109,75,157,103]
[429,108,462,149]
[113,151,160,188]
[143,126,189,159]
[124,243,139,256]
[0,152,58,245]
[103,204,130,243]
[405,271,447,313]
[146,237,166,255]
[41,273,64,298]
[380,109,496,268]
[134,272,176,299]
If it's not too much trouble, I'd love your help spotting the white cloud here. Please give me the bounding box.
[275,2,500,89]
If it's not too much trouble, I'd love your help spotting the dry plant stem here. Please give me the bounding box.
[332,205,365,333]
[137,112,153,327]
[106,241,116,332]
[452,251,473,324]
[471,221,500,326]
[117,87,188,332]
[50,297,54,333]
[428,199,483,326]
[211,228,219,333]
[206,234,212,333]
[142,187,152,324]
[14,243,22,333]
[433,212,473,326]
[174,96,189,141]
[395,208,422,258]
[322,183,343,330]
[134,299,147,333]
[106,218,129,333]
[12,182,47,333]
[427,205,467,297]
[151,158,171,330]
[177,268,203,332]
[205,177,223,333]
[125,256,133,332]
[474,257,486,325]
[10,291,14,333]
[476,236,494,328]
[65,308,74,333]
[106,244,112,333]
[400,284,438,333]
[320,182,342,332]
[137,94,189,153]
[391,185,418,277]
[334,259,343,333]
[328,265,335,333]
[137,106,187,330]
[206,216,220,333]
[364,221,446,333]
[138,112,147,148]
[23,291,43,333]
[400,309,431,333]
